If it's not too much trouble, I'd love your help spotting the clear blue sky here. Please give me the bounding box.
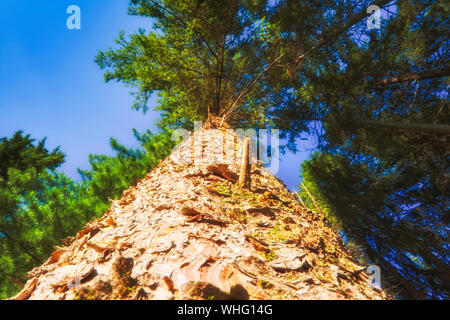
[0,0,315,191]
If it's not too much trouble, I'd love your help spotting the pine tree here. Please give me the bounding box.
[0,131,65,182]
[0,132,94,298]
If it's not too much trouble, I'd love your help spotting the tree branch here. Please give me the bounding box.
[374,67,450,85]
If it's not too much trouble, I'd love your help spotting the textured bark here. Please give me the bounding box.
[10,127,388,300]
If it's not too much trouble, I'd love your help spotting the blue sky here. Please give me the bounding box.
[0,0,315,191]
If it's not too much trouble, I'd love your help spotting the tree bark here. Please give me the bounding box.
[238,137,251,189]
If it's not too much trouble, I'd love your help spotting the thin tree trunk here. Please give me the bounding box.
[238,137,251,189]
[350,120,450,135]
[10,277,25,288]
[295,192,307,208]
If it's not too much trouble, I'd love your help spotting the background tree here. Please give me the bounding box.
[0,132,83,298]
[300,151,449,299]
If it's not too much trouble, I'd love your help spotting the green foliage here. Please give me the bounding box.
[0,132,99,299]
[0,131,64,183]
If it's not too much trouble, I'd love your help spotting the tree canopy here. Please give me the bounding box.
[96,0,280,129]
